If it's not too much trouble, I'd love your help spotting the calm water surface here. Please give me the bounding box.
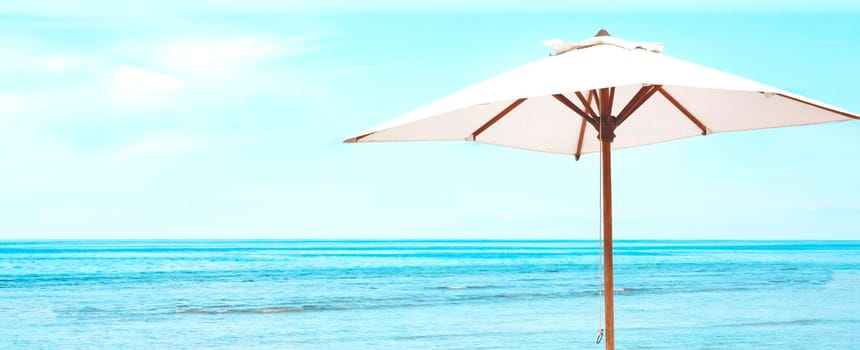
[1,240,858,349]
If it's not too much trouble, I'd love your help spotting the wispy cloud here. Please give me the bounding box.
[37,54,82,73]
[0,30,329,122]
[109,65,186,112]
[145,34,326,83]
[163,36,285,73]
[112,65,185,93]
[0,44,85,75]
[136,34,334,100]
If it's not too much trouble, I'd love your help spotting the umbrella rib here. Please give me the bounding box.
[575,91,599,119]
[470,98,527,140]
[346,132,374,143]
[615,85,661,126]
[616,86,650,121]
[553,94,598,128]
[574,117,587,160]
[773,93,860,120]
[588,90,600,115]
[591,89,601,115]
[573,91,595,160]
[657,87,709,135]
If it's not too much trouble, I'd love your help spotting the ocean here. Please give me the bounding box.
[1,240,858,349]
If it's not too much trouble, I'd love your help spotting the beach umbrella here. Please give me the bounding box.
[343,30,858,349]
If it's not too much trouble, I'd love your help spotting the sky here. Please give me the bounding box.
[0,1,858,240]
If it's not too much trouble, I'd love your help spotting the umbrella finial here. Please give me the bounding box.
[595,29,611,37]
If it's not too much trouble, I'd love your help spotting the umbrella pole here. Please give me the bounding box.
[601,138,615,350]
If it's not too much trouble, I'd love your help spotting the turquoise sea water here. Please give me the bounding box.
[1,240,858,349]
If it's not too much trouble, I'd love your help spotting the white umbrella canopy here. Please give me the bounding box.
[345,30,858,157]
[344,30,858,349]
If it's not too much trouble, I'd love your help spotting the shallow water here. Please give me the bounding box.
[1,240,858,349]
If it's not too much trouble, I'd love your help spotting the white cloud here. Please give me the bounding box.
[110,34,334,102]
[109,65,186,112]
[151,35,319,80]
[0,32,326,124]
[115,132,204,156]
[113,65,185,93]
[0,47,85,75]
[37,54,81,73]
[168,37,280,70]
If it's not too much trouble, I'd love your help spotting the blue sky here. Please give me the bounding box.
[1,2,858,239]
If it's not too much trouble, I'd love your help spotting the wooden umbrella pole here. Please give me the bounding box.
[596,86,616,350]
[601,138,615,350]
